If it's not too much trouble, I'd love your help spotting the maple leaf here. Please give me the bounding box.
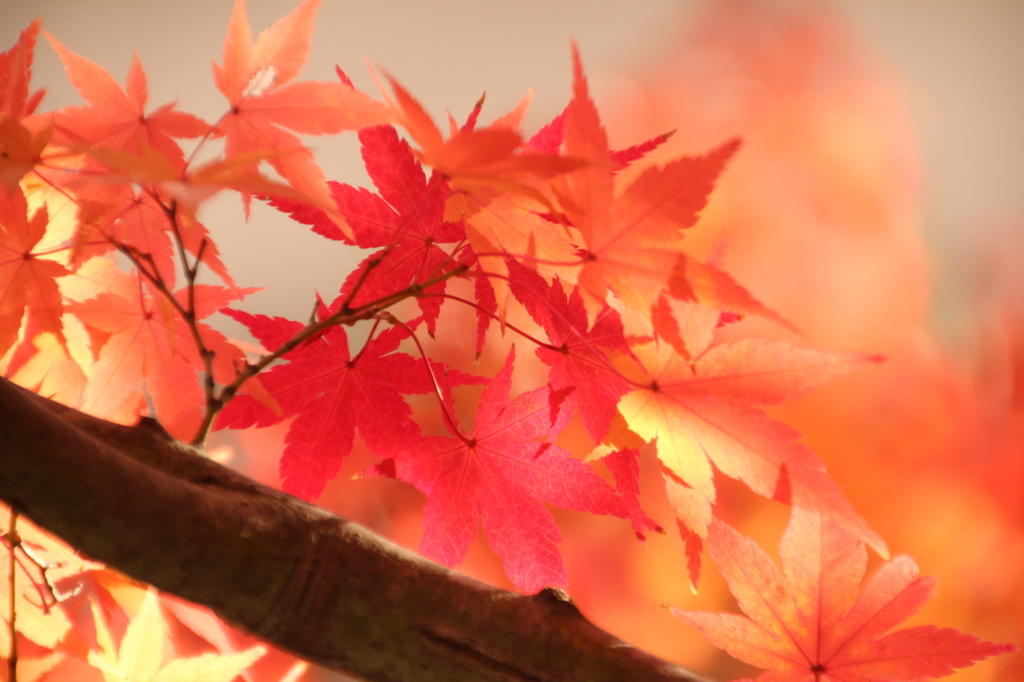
[610,337,887,588]
[0,113,52,191]
[0,185,68,357]
[672,509,1016,681]
[69,187,235,289]
[0,19,46,121]
[0,21,52,190]
[374,71,583,210]
[371,347,635,593]
[87,588,265,682]
[212,0,392,235]
[331,124,465,334]
[552,43,790,338]
[526,104,674,174]
[507,258,631,443]
[44,33,210,170]
[601,447,661,542]
[552,44,727,317]
[8,314,90,408]
[69,275,257,440]
[215,311,483,501]
[463,189,580,316]
[370,74,587,316]
[77,140,325,227]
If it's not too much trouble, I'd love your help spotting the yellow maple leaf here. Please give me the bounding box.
[88,589,264,682]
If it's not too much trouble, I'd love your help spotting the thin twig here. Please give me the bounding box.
[111,207,221,447]
[12,551,57,616]
[7,510,18,682]
[155,196,220,435]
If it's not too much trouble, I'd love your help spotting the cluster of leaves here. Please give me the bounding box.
[0,1,1015,680]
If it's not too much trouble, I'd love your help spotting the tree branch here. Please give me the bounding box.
[0,377,707,682]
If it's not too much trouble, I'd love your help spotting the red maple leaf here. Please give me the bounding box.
[212,0,391,234]
[215,311,482,501]
[370,347,635,593]
[333,125,465,334]
[266,120,469,334]
[672,508,1016,681]
[370,73,586,316]
[601,447,661,542]
[507,258,630,443]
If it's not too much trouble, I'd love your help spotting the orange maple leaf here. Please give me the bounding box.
[672,508,1016,681]
[0,113,52,191]
[66,187,236,290]
[0,20,52,190]
[212,0,392,236]
[553,44,793,337]
[9,324,87,407]
[79,142,317,220]
[610,336,886,588]
[0,185,68,357]
[0,18,46,121]
[43,34,210,170]
[375,72,584,210]
[462,191,580,316]
[69,273,258,440]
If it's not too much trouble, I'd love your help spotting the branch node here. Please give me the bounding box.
[534,587,580,617]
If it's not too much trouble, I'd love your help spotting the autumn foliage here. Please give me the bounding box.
[0,1,1018,681]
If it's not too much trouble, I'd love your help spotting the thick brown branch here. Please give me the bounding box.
[0,377,707,682]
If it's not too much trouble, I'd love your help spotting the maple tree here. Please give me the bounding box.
[0,2,1017,682]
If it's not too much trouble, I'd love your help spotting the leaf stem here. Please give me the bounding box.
[380,314,466,443]
[479,270,646,388]
[420,292,558,351]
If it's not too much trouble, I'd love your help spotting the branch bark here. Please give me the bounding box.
[0,377,707,682]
